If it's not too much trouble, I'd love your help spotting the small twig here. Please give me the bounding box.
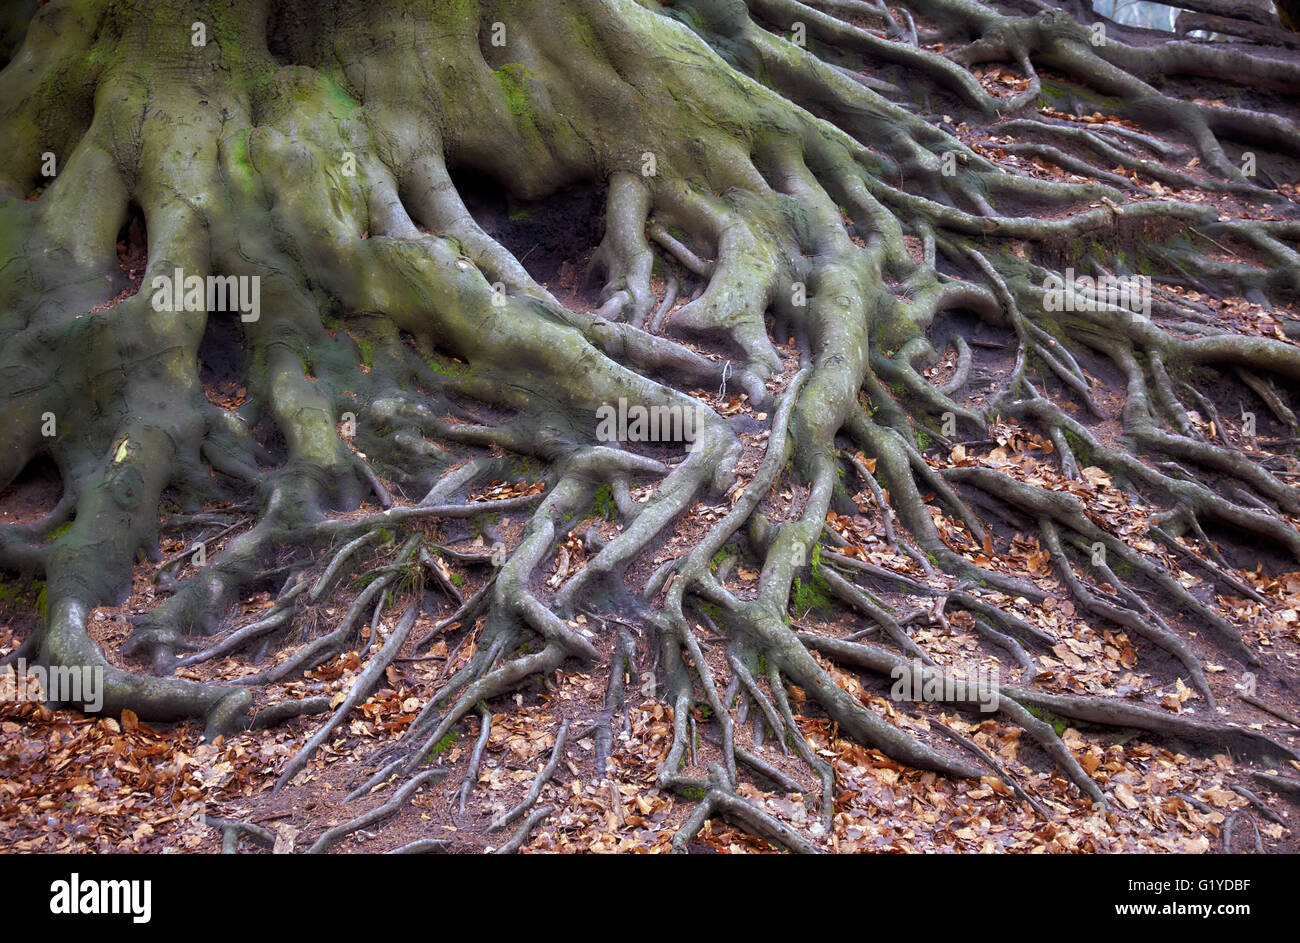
[156,517,252,573]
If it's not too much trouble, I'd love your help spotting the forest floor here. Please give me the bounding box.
[4,56,1300,853]
[3,473,1298,853]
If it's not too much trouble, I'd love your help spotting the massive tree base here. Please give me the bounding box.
[3,0,1300,851]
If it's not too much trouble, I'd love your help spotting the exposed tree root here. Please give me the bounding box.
[274,602,419,793]
[205,816,277,854]
[305,768,445,855]
[385,838,450,854]
[489,719,570,831]
[3,0,1300,852]
[494,806,555,854]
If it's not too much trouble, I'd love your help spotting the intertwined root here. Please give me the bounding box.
[3,0,1300,851]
